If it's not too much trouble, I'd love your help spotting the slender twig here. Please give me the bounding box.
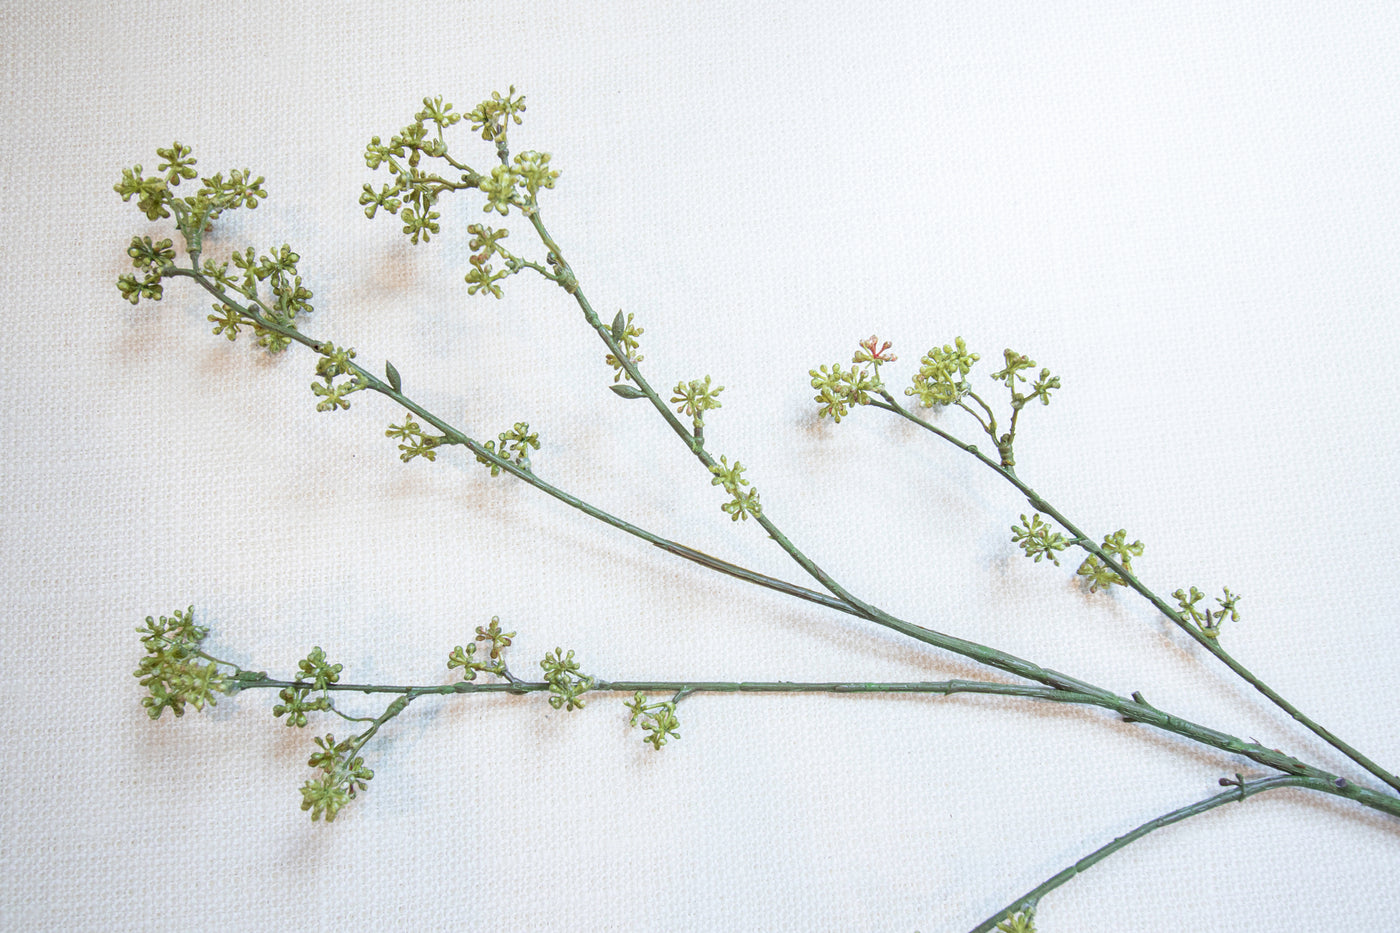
[871,390,1400,795]
[218,668,1400,821]
[969,775,1331,933]
[502,212,1400,810]
[230,675,1094,701]
[167,247,1396,810]
[127,112,1400,917]
[169,265,1117,704]
[513,214,1124,698]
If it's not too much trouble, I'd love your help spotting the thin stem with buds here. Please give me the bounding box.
[870,389,1400,795]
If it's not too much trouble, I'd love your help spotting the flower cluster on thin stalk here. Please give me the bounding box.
[818,335,1060,471]
[447,615,518,681]
[605,311,645,383]
[708,454,762,521]
[475,422,540,476]
[809,334,895,422]
[114,144,320,355]
[625,692,682,750]
[117,88,1397,931]
[1173,585,1242,639]
[134,606,228,719]
[540,647,595,711]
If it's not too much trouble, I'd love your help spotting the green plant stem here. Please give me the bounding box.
[516,214,1124,697]
[235,675,1093,700]
[127,117,1400,920]
[168,265,870,618]
[219,669,1400,819]
[502,214,1400,810]
[528,212,877,615]
[168,225,1400,817]
[969,774,1332,933]
[342,693,412,763]
[169,263,1114,706]
[871,389,1400,796]
[166,254,1393,808]
[141,157,1400,918]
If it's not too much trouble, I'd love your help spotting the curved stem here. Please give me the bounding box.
[524,211,866,606]
[969,775,1331,933]
[514,215,1127,702]
[342,693,414,768]
[164,243,1396,810]
[169,269,1116,703]
[872,391,1400,795]
[502,215,1400,801]
[176,265,895,631]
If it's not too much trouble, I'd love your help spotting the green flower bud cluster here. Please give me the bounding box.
[476,616,515,659]
[188,243,316,353]
[361,88,561,314]
[478,164,518,216]
[991,349,1061,407]
[671,376,724,429]
[312,342,363,412]
[809,362,879,423]
[513,151,558,199]
[273,646,345,727]
[605,312,645,383]
[301,733,374,823]
[709,455,762,521]
[447,616,518,681]
[115,146,268,316]
[810,335,895,423]
[1076,529,1145,593]
[625,693,682,750]
[361,96,471,243]
[906,337,979,408]
[1010,513,1070,565]
[114,142,265,244]
[416,95,460,131]
[297,646,343,691]
[475,422,540,476]
[134,606,228,719]
[541,648,593,710]
[463,223,514,298]
[996,909,1037,933]
[115,144,267,330]
[466,151,558,218]
[467,86,526,145]
[237,244,315,350]
[813,334,1059,469]
[1173,585,1242,639]
[386,413,443,462]
[273,685,329,727]
[118,235,177,304]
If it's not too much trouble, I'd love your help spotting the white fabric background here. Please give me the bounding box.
[3,2,1399,930]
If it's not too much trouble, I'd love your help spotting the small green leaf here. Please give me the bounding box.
[604,312,645,382]
[611,309,626,341]
[610,384,646,399]
[385,360,401,393]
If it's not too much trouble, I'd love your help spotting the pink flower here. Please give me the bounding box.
[854,335,896,364]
